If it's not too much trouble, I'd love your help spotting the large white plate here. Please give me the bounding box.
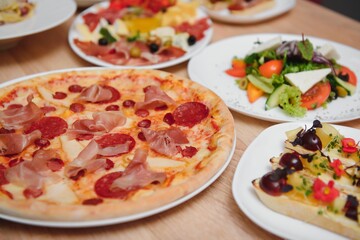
[188,33,360,123]
[232,122,359,240]
[0,67,235,228]
[201,0,296,24]
[68,2,213,69]
[0,0,76,49]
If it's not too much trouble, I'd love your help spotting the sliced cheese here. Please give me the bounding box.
[285,68,332,93]
[147,156,185,170]
[60,135,86,161]
[317,44,340,60]
[37,86,72,107]
[39,182,78,204]
[113,19,129,36]
[247,36,282,55]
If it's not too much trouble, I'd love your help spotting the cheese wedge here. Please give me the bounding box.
[285,68,332,93]
[317,44,340,60]
[247,36,282,55]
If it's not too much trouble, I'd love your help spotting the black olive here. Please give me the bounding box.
[98,38,108,46]
[149,43,159,53]
[187,35,196,46]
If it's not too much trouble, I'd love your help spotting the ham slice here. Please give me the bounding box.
[74,39,111,56]
[111,149,166,190]
[141,127,189,156]
[0,95,43,129]
[77,85,113,103]
[0,130,41,156]
[65,139,131,178]
[5,149,61,194]
[135,85,175,110]
[68,111,126,138]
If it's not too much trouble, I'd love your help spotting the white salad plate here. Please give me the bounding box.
[188,33,360,123]
[0,0,76,50]
[0,67,235,228]
[232,122,359,240]
[68,2,213,69]
[201,0,296,24]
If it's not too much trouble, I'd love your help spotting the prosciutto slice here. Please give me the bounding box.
[77,85,113,103]
[65,139,131,178]
[111,149,166,190]
[68,111,126,138]
[135,85,175,110]
[0,130,41,156]
[5,149,61,193]
[141,127,189,156]
[0,95,43,129]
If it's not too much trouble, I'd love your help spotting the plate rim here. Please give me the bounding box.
[68,2,213,69]
[188,32,360,123]
[0,0,77,40]
[231,121,359,239]
[202,0,296,24]
[0,67,236,228]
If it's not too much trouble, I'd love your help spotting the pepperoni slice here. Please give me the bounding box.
[105,105,119,111]
[9,158,24,167]
[41,106,56,114]
[25,117,68,139]
[35,138,50,148]
[105,159,114,170]
[163,112,175,125]
[95,172,137,199]
[68,84,84,93]
[138,132,146,141]
[181,146,198,158]
[70,103,85,113]
[0,128,15,134]
[135,109,149,117]
[47,158,64,172]
[173,102,209,128]
[137,119,151,128]
[96,133,135,155]
[23,188,43,199]
[123,100,135,108]
[96,86,120,104]
[82,198,103,205]
[53,92,67,99]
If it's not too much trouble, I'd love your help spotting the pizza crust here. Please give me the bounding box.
[0,69,235,221]
[252,179,360,239]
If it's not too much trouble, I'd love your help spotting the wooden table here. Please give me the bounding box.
[0,1,359,239]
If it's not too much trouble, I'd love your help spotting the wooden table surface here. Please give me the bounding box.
[0,1,359,239]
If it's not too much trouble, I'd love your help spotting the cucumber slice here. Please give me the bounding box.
[265,84,290,110]
[335,76,356,95]
[247,74,274,94]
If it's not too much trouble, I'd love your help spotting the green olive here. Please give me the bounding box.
[236,77,248,90]
[163,39,172,47]
[336,86,348,97]
[130,46,141,58]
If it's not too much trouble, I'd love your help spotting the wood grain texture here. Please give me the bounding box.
[0,0,359,239]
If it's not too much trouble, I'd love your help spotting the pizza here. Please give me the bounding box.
[71,1,211,67]
[199,0,275,15]
[0,69,234,221]
[252,120,360,238]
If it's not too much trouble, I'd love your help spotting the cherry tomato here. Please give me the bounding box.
[259,60,283,78]
[232,59,246,69]
[338,66,357,86]
[301,82,331,110]
[225,68,246,78]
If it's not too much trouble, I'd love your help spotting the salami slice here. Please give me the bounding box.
[173,102,209,127]
[95,172,136,199]
[96,133,135,154]
[25,117,68,139]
